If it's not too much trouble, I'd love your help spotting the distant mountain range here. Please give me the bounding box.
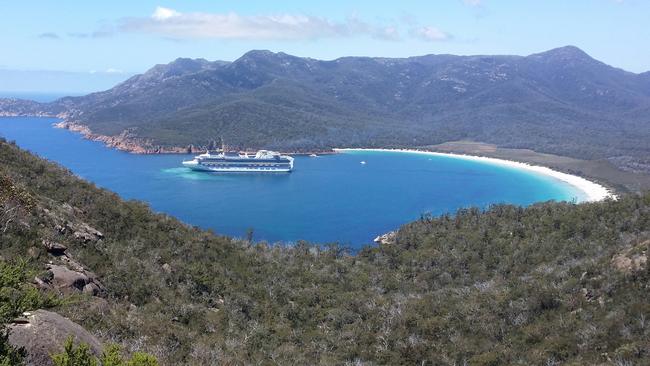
[1,46,649,169]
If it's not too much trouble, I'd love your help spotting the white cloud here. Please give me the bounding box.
[463,0,483,6]
[118,7,446,42]
[152,6,180,21]
[410,26,450,42]
[69,30,113,39]
[121,8,365,40]
[373,26,401,41]
[37,32,60,39]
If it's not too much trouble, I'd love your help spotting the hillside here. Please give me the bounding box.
[1,46,649,170]
[1,138,648,365]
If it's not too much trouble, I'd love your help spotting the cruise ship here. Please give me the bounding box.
[182,150,294,172]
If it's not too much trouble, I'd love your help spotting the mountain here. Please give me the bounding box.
[2,46,650,164]
[1,138,649,364]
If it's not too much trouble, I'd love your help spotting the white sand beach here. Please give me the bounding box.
[334,148,615,203]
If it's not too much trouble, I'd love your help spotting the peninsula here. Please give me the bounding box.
[1,46,649,194]
[1,47,649,176]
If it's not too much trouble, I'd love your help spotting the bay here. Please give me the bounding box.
[0,116,582,247]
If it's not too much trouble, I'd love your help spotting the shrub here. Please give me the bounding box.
[51,337,97,366]
[53,340,159,366]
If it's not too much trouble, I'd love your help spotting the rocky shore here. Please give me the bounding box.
[53,120,337,156]
[0,110,67,118]
[53,121,202,154]
[373,231,396,245]
[0,111,60,117]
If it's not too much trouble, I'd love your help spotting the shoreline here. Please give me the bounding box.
[51,120,337,156]
[17,117,623,199]
[53,121,198,154]
[334,148,616,203]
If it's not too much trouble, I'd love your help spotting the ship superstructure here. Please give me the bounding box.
[182,150,294,172]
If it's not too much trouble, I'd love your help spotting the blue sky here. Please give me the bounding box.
[0,0,648,92]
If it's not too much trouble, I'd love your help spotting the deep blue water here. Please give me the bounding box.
[0,117,583,247]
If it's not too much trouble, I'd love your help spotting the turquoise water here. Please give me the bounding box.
[0,117,583,247]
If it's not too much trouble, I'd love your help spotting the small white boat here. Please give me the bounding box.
[360,161,367,165]
[309,153,318,157]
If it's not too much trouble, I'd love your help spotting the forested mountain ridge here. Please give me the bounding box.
[1,138,649,365]
[1,45,650,166]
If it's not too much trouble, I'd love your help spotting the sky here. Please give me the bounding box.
[1,0,648,92]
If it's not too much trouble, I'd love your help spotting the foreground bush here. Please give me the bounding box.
[52,338,158,366]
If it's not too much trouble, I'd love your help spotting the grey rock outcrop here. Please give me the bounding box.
[162,263,172,273]
[373,231,397,245]
[48,265,88,292]
[42,239,67,255]
[36,263,105,296]
[8,310,103,366]
[611,240,648,274]
[72,222,104,244]
[83,282,100,296]
[54,220,104,244]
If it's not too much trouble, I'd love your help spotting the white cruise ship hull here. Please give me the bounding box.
[182,160,292,173]
[182,150,294,173]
